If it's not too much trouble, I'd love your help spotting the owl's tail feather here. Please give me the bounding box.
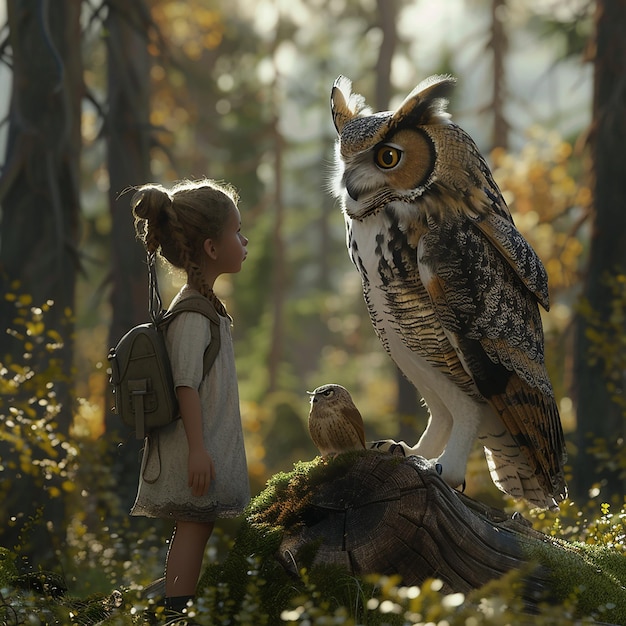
[482,445,558,510]
[486,376,568,507]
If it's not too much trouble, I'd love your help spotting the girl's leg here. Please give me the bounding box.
[165,520,214,598]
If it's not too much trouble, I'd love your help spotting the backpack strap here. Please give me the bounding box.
[148,252,164,325]
[146,252,222,378]
[158,294,222,378]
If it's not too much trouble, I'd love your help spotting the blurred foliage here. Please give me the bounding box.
[0,291,78,561]
[491,127,589,298]
[0,290,76,495]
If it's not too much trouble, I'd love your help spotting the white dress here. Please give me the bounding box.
[130,289,250,522]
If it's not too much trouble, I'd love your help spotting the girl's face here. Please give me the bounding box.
[211,205,248,275]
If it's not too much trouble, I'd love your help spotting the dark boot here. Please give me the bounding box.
[140,576,166,625]
[162,595,200,625]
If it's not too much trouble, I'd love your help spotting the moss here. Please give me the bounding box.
[199,518,292,623]
[246,452,371,528]
[522,535,626,622]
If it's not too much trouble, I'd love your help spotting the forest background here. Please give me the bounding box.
[0,0,625,604]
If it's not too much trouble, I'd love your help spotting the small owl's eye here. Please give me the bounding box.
[375,145,402,169]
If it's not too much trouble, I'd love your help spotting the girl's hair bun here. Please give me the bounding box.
[131,185,172,222]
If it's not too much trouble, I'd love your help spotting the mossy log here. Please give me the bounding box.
[275,452,550,597]
[241,450,626,623]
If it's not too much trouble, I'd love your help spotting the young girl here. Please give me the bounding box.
[129,179,250,621]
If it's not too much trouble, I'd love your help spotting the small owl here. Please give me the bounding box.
[330,75,567,508]
[308,384,366,457]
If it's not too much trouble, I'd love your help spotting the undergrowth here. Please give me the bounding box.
[2,458,626,625]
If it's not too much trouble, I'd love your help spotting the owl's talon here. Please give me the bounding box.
[368,439,410,455]
[434,462,466,492]
[389,443,406,457]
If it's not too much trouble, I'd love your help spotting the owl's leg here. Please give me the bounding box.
[369,401,476,490]
[432,405,482,489]
[368,388,454,462]
[416,386,484,490]
[411,387,453,459]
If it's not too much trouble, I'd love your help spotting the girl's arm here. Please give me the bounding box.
[177,385,215,497]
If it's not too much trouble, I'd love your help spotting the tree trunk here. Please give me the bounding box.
[105,0,152,350]
[103,0,153,513]
[572,0,626,502]
[487,0,509,149]
[374,0,396,113]
[267,36,286,394]
[0,0,83,567]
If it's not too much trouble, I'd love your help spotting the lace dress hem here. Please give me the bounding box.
[130,500,247,523]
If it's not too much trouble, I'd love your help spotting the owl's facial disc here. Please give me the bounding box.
[343,152,387,201]
[346,144,403,200]
[376,129,435,191]
[341,129,435,209]
[346,178,361,201]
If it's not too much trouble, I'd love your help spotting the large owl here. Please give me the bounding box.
[330,75,567,508]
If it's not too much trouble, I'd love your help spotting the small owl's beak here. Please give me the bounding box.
[306,390,319,403]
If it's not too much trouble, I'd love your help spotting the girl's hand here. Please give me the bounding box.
[187,446,216,497]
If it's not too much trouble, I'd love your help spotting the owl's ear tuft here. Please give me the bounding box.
[331,75,371,134]
[393,74,457,128]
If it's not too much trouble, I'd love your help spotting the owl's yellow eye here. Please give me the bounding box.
[375,145,402,169]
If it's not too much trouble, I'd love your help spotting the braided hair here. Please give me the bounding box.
[131,178,238,314]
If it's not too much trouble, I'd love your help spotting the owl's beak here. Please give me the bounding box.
[306,390,318,403]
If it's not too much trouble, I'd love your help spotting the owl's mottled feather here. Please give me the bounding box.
[330,75,567,507]
[308,384,366,457]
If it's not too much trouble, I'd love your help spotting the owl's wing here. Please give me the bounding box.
[345,406,366,448]
[472,210,550,312]
[417,211,567,501]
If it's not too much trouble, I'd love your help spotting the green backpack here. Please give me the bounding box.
[108,253,221,439]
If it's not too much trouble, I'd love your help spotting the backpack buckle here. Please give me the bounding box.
[128,379,149,439]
